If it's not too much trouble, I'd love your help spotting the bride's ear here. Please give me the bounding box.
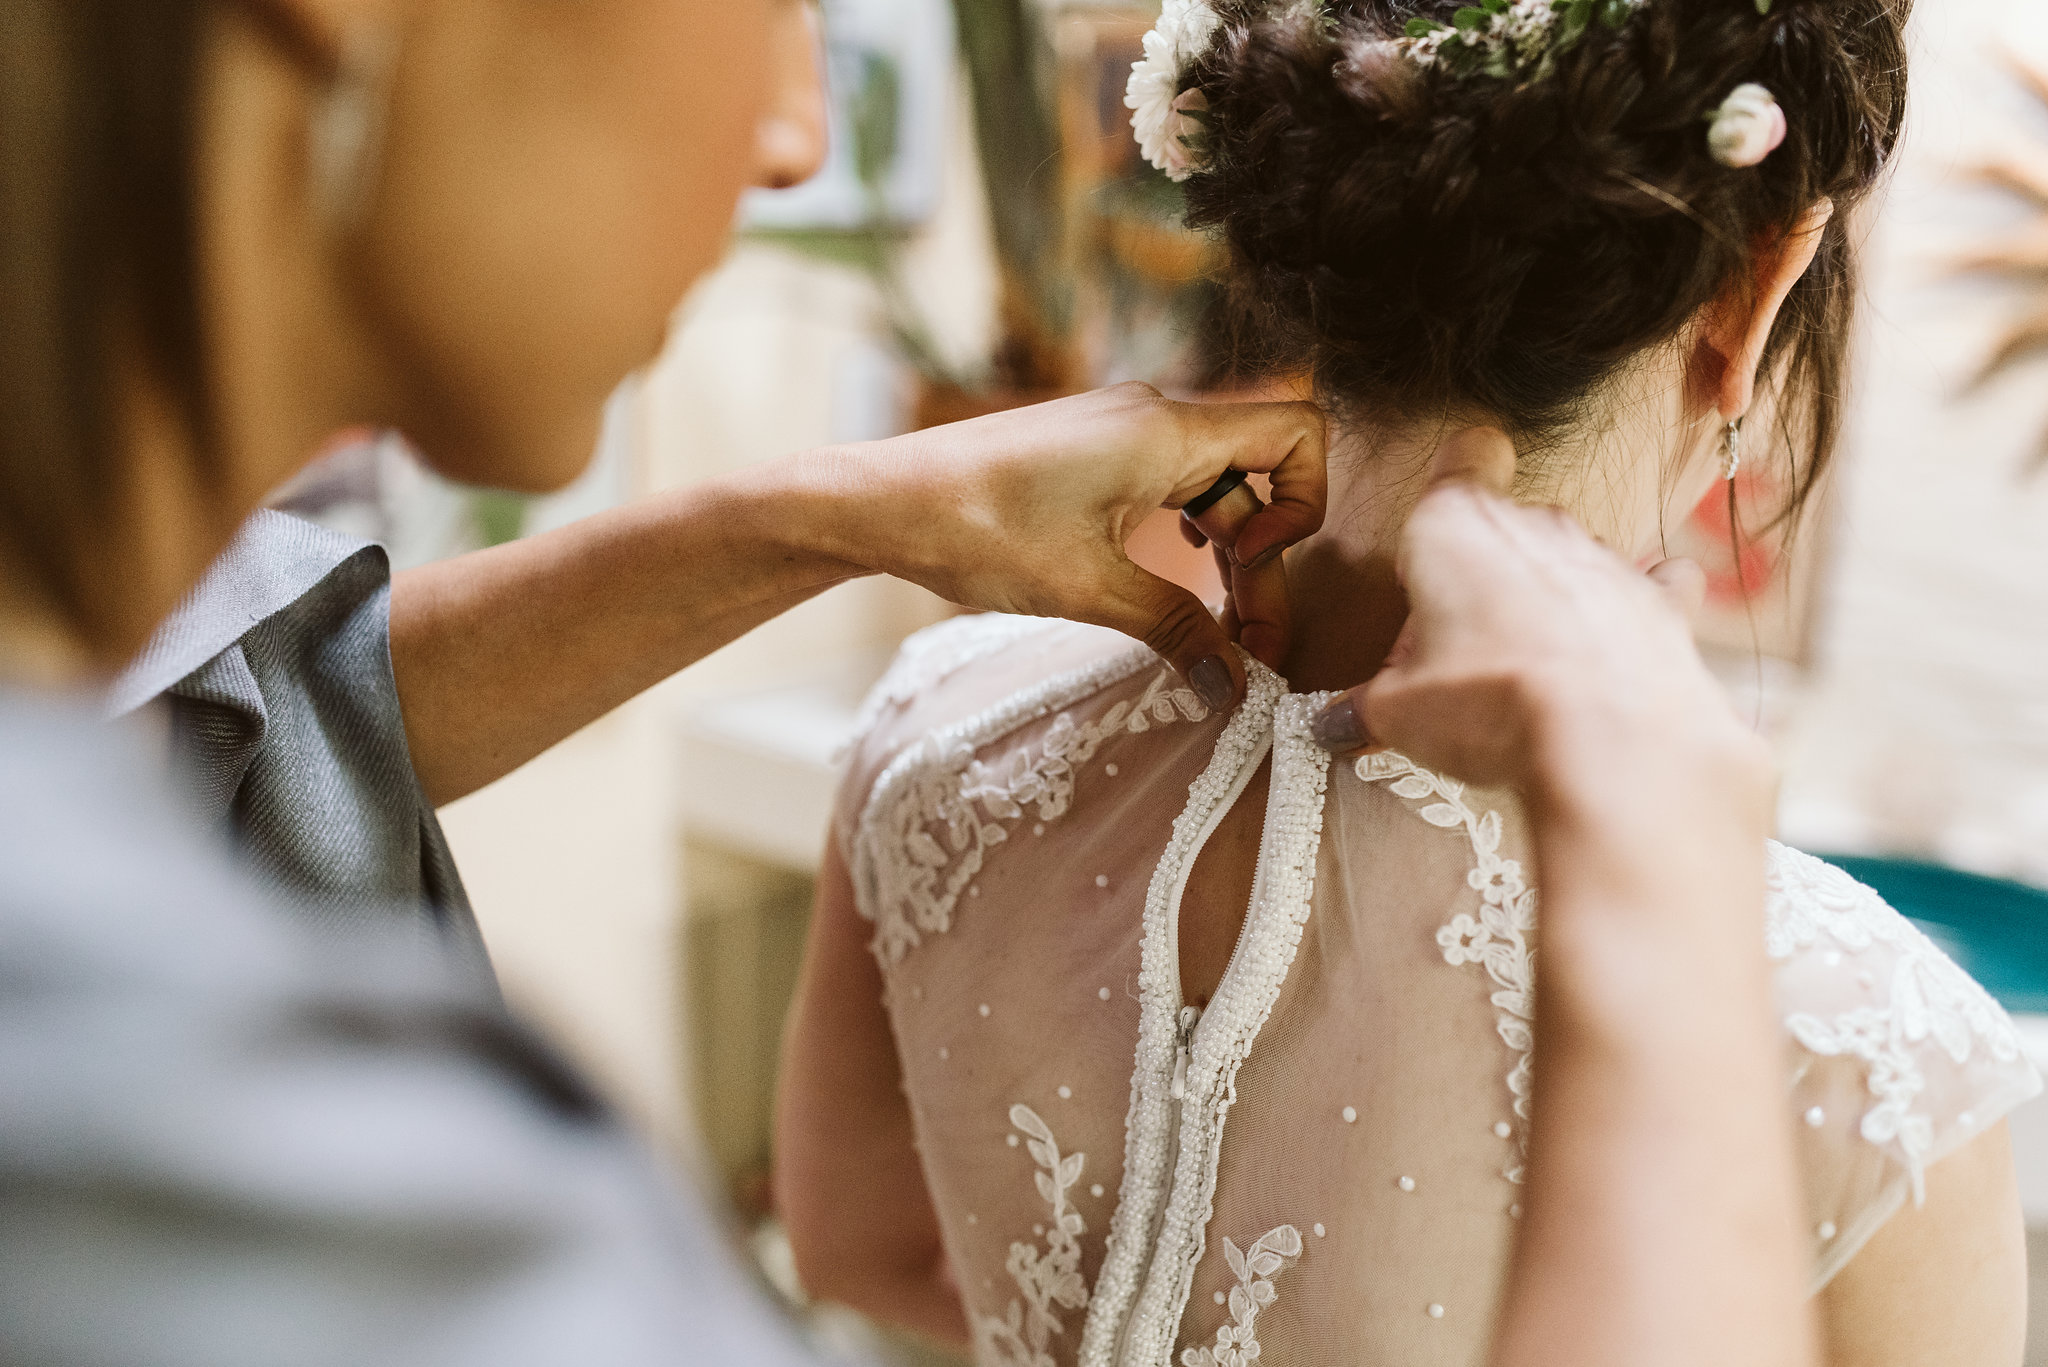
[1688,199,1836,422]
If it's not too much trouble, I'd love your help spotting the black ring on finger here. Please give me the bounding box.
[1182,469,1249,519]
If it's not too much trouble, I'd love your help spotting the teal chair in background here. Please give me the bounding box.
[1814,854,2048,1015]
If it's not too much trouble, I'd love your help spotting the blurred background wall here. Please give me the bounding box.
[270,0,2048,1360]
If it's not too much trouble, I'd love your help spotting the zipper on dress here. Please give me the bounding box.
[1169,1005,1201,1100]
[1095,709,1275,1367]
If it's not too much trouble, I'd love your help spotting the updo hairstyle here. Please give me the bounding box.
[1180,0,1912,512]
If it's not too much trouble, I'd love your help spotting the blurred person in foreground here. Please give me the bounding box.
[0,2,1982,1367]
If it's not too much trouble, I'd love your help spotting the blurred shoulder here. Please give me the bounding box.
[1762,842,2041,1285]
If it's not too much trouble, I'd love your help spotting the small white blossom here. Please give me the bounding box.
[1401,26,1451,68]
[1708,83,1787,168]
[1127,0,1223,181]
[1498,0,1560,64]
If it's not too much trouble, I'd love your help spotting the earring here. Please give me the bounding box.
[310,29,397,235]
[1720,419,1743,482]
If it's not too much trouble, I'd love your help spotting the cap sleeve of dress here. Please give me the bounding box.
[831,614,1137,871]
[1766,842,2042,1290]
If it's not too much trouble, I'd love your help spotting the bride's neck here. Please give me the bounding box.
[1276,418,1466,694]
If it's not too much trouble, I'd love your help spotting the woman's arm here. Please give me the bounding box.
[773,840,969,1351]
[392,385,1325,804]
[1496,731,1811,1367]
[1321,429,1818,1367]
[1817,1124,2028,1367]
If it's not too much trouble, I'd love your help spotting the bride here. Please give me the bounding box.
[777,1,2038,1363]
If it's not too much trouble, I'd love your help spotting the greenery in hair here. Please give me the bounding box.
[1404,0,1645,81]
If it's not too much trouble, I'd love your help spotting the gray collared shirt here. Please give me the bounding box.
[2,513,835,1365]
[110,510,490,987]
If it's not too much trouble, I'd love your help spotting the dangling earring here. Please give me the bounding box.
[1720,419,1743,482]
[310,29,397,235]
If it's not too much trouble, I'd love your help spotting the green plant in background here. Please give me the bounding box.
[747,0,1070,394]
[949,0,1070,373]
[849,48,902,190]
[469,488,528,548]
[749,32,975,388]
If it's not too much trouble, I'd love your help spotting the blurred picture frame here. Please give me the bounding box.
[742,0,956,232]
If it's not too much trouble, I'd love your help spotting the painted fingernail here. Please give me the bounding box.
[1310,697,1368,752]
[1190,656,1234,712]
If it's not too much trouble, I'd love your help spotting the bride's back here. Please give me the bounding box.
[778,3,2046,1364]
[825,616,2031,1367]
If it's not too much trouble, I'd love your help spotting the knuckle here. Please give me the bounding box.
[1144,598,1210,659]
[1108,380,1167,416]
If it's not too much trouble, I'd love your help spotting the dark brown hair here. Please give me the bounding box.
[0,0,211,640]
[1181,0,1912,515]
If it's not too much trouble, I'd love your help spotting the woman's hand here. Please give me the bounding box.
[1309,428,1766,815]
[393,383,1321,804]
[809,383,1327,709]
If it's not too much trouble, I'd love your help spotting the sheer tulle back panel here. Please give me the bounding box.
[1176,773,1519,1366]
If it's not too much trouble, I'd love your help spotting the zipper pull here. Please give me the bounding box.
[1170,1005,1200,1101]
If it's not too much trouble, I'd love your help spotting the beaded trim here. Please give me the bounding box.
[1080,672,1334,1367]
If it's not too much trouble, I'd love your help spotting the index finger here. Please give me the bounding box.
[1177,400,1328,570]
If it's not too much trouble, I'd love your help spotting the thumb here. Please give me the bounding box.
[1089,559,1243,713]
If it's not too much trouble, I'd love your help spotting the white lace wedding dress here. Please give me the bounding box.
[832,614,2041,1367]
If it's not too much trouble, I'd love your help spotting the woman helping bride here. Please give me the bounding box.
[777,1,2038,1363]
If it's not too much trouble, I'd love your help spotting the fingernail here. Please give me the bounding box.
[1310,697,1368,752]
[1190,656,1234,712]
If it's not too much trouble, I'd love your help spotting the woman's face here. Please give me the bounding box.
[358,0,826,490]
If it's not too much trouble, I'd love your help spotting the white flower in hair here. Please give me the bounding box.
[1708,83,1787,169]
[1127,0,1224,182]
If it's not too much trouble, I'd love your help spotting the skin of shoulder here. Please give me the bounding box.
[1816,1123,2027,1367]
[774,839,970,1350]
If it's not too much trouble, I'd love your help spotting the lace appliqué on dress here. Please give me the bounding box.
[978,1104,1091,1367]
[1179,1225,1304,1367]
[1356,752,1535,1183]
[851,650,1207,966]
[1765,843,2030,1202]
